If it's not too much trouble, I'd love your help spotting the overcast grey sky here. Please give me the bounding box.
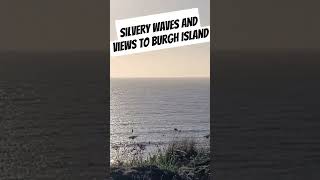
[0,0,107,51]
[1,0,320,51]
[110,0,210,40]
[110,0,210,78]
[215,0,320,50]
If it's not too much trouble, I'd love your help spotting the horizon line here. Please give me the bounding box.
[111,76,210,79]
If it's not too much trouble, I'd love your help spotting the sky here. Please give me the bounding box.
[0,0,107,51]
[1,1,318,54]
[215,0,320,50]
[110,0,210,78]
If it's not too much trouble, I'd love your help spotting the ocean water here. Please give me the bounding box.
[213,51,320,180]
[0,52,107,179]
[111,78,210,161]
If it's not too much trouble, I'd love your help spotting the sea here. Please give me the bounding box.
[2,51,320,179]
[110,78,210,162]
[0,52,107,180]
[213,51,320,180]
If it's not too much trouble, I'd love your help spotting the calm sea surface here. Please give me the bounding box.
[4,51,320,179]
[111,78,210,161]
[213,51,320,180]
[0,52,107,179]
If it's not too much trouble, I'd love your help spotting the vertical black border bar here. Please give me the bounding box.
[106,0,110,178]
[210,0,216,179]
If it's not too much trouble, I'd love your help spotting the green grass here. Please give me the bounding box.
[111,139,210,179]
[144,140,199,171]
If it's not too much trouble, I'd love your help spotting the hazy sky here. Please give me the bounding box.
[1,0,320,52]
[215,0,320,50]
[110,0,210,78]
[0,0,107,51]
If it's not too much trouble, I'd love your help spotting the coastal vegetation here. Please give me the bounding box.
[111,139,210,180]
